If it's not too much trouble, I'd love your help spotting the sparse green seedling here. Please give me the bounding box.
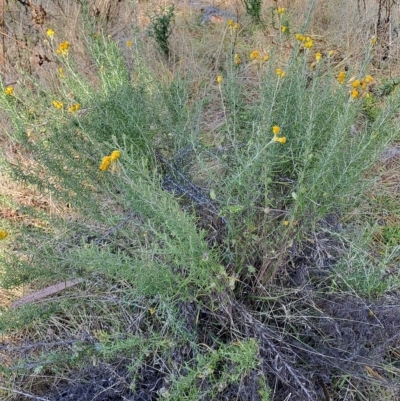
[149,5,175,56]
[242,0,262,22]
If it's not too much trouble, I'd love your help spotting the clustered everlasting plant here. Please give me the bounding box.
[56,41,70,56]
[337,70,346,84]
[1,1,400,400]
[275,67,286,78]
[67,103,81,113]
[250,49,270,63]
[52,100,63,109]
[350,74,374,98]
[295,33,314,48]
[46,28,55,38]
[271,125,286,144]
[228,19,240,32]
[99,150,121,171]
[4,86,14,95]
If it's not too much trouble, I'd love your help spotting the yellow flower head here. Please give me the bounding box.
[272,126,281,135]
[276,68,286,78]
[4,86,14,95]
[68,103,81,113]
[328,50,334,57]
[352,80,361,88]
[58,67,65,78]
[364,75,373,84]
[52,100,63,109]
[56,41,69,56]
[277,7,285,14]
[99,155,112,171]
[227,19,234,27]
[315,52,322,62]
[46,29,55,38]
[234,53,241,65]
[351,89,359,98]
[0,230,8,240]
[337,71,346,84]
[110,150,121,161]
[126,40,133,48]
[250,50,259,60]
[371,36,377,45]
[216,75,223,85]
[273,136,287,144]
[304,39,313,49]
[283,220,289,226]
[281,26,287,33]
[233,23,240,32]
[295,33,304,41]
[263,54,270,62]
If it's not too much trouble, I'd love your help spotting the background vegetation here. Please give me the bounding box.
[1,0,400,400]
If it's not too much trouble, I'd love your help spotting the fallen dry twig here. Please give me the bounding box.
[11,278,84,309]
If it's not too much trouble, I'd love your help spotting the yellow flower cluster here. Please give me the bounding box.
[350,75,374,99]
[68,103,81,113]
[276,68,286,79]
[4,86,14,95]
[0,230,8,240]
[234,53,241,65]
[126,40,133,47]
[296,34,313,49]
[99,150,121,171]
[277,7,285,14]
[250,50,259,60]
[272,126,286,144]
[315,52,322,62]
[46,28,55,38]
[304,40,313,49]
[272,126,280,135]
[281,26,287,33]
[56,41,69,56]
[216,75,223,85]
[249,50,270,63]
[58,67,65,78]
[227,19,239,32]
[52,100,63,109]
[337,71,346,84]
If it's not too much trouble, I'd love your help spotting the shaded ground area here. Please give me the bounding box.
[5,284,400,400]
[44,364,135,401]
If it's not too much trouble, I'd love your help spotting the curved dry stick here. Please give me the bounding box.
[11,278,84,309]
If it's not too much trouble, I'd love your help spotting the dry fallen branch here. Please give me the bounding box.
[0,385,50,401]
[11,278,84,309]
